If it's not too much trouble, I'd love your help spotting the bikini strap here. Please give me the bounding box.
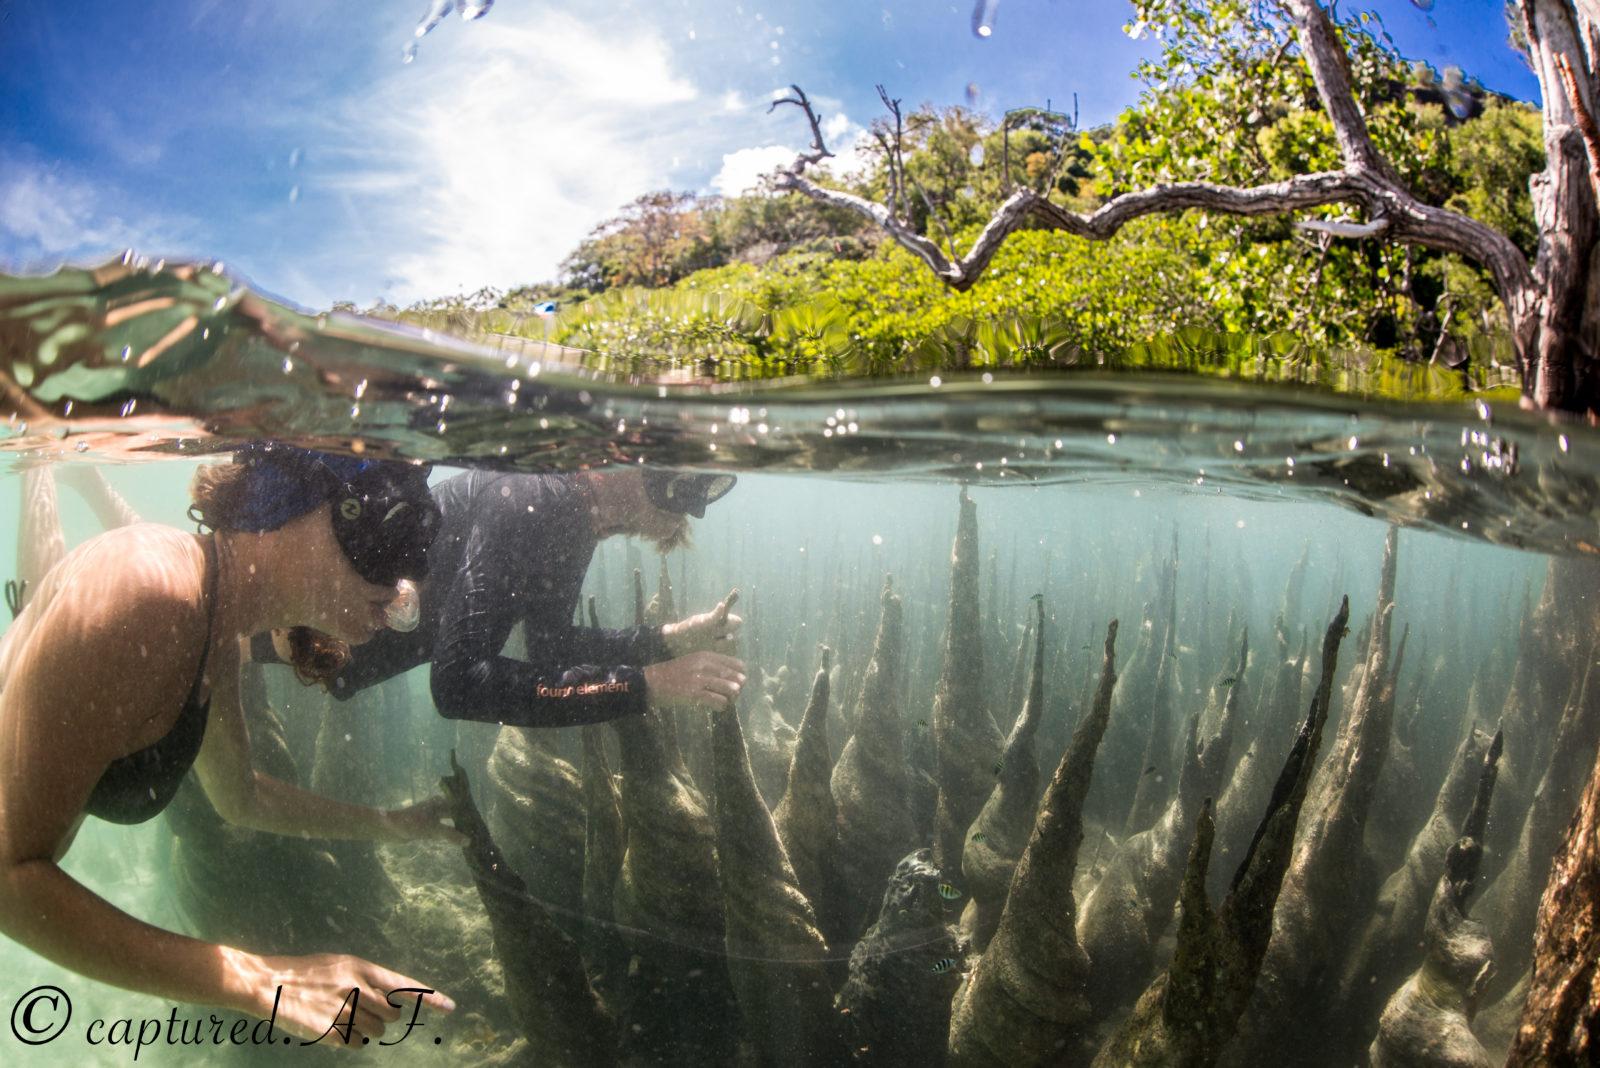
[4,578,25,620]
[191,536,221,689]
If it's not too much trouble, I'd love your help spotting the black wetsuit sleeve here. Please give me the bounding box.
[428,518,671,727]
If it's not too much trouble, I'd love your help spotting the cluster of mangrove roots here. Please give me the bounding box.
[440,753,616,1066]
[831,577,916,939]
[166,669,395,957]
[1368,729,1502,1068]
[932,489,1004,876]
[947,618,1120,1067]
[402,490,1600,1068]
[485,726,585,943]
[959,594,1047,952]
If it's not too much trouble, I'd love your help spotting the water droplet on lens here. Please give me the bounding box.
[971,0,999,37]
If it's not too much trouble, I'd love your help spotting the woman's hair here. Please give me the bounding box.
[283,626,352,688]
[191,461,353,687]
[188,460,254,533]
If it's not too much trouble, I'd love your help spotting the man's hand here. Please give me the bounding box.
[662,587,743,656]
[643,650,747,712]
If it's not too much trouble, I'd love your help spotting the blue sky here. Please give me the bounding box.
[0,0,1538,309]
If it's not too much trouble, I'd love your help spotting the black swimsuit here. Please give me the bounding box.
[83,537,218,825]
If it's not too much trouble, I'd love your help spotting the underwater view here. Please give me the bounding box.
[5,2,1600,1067]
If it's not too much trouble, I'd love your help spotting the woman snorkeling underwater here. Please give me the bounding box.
[0,442,460,1042]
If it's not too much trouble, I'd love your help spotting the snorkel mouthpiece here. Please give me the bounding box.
[384,579,422,633]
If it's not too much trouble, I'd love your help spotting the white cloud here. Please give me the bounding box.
[311,10,771,302]
[722,90,746,111]
[711,145,798,197]
[822,112,854,143]
[0,155,183,269]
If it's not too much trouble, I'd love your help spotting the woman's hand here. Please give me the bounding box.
[239,952,455,1045]
[662,587,742,656]
[378,795,465,845]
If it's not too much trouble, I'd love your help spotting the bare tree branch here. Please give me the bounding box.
[870,131,903,225]
[1281,0,1389,175]
[774,1,1537,309]
[909,176,959,262]
[767,85,833,173]
[1040,94,1081,201]
[875,86,916,227]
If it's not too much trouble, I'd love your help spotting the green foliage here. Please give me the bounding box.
[561,191,720,291]
[1446,101,1545,255]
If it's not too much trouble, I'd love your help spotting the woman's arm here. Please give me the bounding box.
[194,643,460,844]
[0,537,453,1038]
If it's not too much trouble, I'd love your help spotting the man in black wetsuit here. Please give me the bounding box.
[294,466,745,726]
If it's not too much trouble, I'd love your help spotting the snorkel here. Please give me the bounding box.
[384,580,422,632]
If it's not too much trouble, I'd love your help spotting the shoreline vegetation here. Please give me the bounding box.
[371,9,1543,403]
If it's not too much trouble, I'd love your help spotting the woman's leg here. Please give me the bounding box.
[11,466,142,618]
[12,467,67,615]
[59,465,142,530]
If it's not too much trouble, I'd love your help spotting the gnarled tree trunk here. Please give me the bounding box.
[1506,703,1600,1066]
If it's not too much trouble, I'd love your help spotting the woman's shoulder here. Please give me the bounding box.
[41,525,208,630]
[4,526,211,738]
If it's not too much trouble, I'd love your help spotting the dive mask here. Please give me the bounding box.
[642,470,737,518]
[321,457,441,588]
[230,442,441,588]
